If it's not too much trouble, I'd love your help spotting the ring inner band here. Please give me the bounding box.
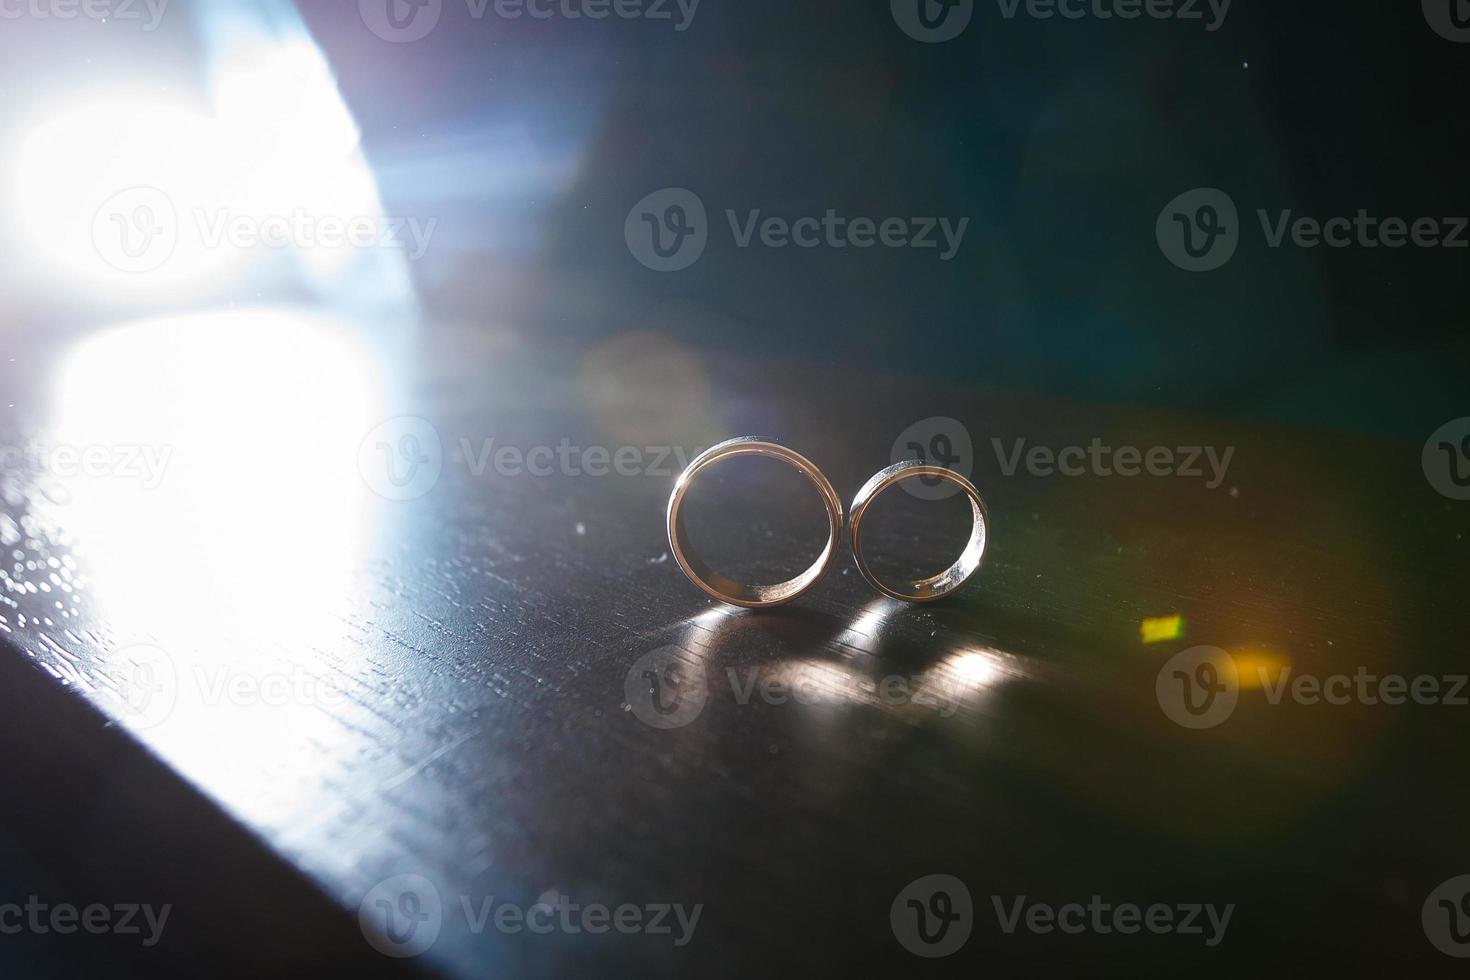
[849,464,988,602]
[667,439,843,607]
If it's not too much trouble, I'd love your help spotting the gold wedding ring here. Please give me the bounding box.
[848,460,989,602]
[667,438,844,608]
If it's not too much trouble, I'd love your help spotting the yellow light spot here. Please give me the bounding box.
[1228,650,1288,691]
[1140,614,1184,644]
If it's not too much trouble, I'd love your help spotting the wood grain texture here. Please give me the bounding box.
[1,314,1467,976]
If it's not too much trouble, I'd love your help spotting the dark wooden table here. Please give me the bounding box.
[1,312,1467,976]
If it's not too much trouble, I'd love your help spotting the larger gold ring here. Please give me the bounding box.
[667,437,844,608]
[849,460,990,602]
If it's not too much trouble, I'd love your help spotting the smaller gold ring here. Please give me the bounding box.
[667,437,844,608]
[849,460,990,602]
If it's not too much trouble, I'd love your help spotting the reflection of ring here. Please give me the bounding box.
[849,460,989,602]
[667,437,844,608]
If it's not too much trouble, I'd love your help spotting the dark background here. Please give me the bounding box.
[294,0,1468,437]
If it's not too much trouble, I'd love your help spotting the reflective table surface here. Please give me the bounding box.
[2,310,1467,976]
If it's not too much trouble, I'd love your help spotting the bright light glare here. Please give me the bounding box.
[46,309,381,644]
[41,309,406,832]
[208,37,386,284]
[11,100,240,290]
[835,598,903,655]
[936,649,1007,688]
[8,36,401,300]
